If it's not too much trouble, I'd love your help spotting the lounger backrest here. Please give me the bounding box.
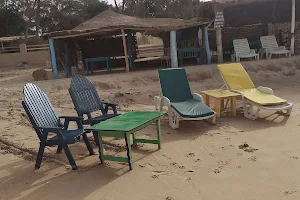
[233,39,251,54]
[22,83,58,128]
[260,35,279,50]
[218,63,255,91]
[69,75,105,115]
[158,68,193,102]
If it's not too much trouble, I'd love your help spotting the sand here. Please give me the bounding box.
[1,56,300,200]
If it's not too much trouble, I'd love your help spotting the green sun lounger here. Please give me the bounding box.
[154,68,216,129]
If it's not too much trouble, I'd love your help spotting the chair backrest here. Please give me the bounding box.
[22,83,58,128]
[233,39,251,54]
[217,63,255,91]
[260,35,279,50]
[69,75,105,115]
[158,68,193,102]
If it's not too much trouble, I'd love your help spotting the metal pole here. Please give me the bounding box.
[291,0,295,55]
[49,39,58,80]
[170,30,178,68]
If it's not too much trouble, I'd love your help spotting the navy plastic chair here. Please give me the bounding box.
[22,83,94,170]
[69,75,118,146]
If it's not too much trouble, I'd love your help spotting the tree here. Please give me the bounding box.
[0,8,25,37]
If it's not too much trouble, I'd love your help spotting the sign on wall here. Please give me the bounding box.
[214,11,225,28]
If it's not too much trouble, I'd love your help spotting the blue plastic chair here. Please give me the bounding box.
[22,83,94,170]
[69,75,119,146]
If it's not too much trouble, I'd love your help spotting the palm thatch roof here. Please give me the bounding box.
[47,9,211,39]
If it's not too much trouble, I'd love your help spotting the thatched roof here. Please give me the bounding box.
[47,9,210,39]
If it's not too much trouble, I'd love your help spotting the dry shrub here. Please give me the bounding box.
[32,68,48,81]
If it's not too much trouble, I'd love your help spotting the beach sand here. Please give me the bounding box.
[1,56,300,200]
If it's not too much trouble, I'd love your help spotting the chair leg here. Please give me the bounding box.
[92,131,100,147]
[56,145,63,153]
[62,143,78,170]
[35,143,45,169]
[169,108,179,129]
[82,133,95,155]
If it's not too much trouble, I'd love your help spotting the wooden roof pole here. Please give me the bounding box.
[122,29,130,72]
[291,0,295,55]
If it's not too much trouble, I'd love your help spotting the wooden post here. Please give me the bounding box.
[291,0,295,55]
[216,27,223,63]
[126,30,134,70]
[1,42,4,52]
[170,30,178,68]
[49,39,59,80]
[204,27,211,64]
[65,42,70,77]
[122,29,130,72]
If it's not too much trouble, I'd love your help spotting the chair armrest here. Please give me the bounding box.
[59,116,84,121]
[34,126,64,132]
[102,101,117,106]
[257,86,274,95]
[192,93,204,102]
[59,116,84,129]
[278,46,286,50]
[102,102,118,114]
[250,49,256,53]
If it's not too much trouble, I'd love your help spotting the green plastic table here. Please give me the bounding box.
[91,111,165,170]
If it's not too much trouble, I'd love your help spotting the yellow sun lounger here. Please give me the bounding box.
[218,63,293,120]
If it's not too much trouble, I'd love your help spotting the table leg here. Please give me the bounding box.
[180,53,183,67]
[106,59,110,73]
[132,132,137,146]
[85,60,89,74]
[215,99,221,118]
[124,133,133,170]
[204,94,210,106]
[156,119,162,150]
[231,97,237,116]
[98,131,104,164]
[220,99,224,113]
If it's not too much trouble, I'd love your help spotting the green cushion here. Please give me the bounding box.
[171,99,215,118]
[158,68,193,102]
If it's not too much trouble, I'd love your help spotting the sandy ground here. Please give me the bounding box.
[1,56,300,200]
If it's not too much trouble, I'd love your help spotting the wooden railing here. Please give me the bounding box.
[0,43,49,54]
[27,44,49,52]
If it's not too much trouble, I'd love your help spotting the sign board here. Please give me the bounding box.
[214,11,225,28]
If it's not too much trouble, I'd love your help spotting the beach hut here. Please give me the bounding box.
[46,9,211,79]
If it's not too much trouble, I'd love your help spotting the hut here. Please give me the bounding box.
[208,0,300,60]
[46,9,211,79]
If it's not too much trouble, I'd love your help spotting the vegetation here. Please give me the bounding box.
[0,0,212,39]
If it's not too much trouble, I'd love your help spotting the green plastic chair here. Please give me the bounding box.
[156,68,216,129]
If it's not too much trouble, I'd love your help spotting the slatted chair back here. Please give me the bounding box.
[260,35,279,51]
[69,75,105,116]
[22,83,59,140]
[233,39,251,54]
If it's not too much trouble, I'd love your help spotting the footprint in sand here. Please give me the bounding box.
[166,197,174,200]
[249,156,257,162]
[186,152,196,157]
[170,162,185,170]
[214,169,221,174]
[290,156,299,159]
[284,191,297,196]
[194,158,201,162]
